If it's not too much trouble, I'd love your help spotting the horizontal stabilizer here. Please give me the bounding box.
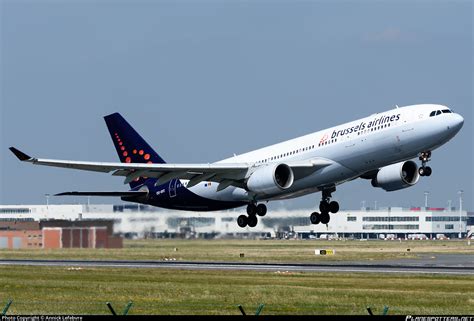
[54,191,148,197]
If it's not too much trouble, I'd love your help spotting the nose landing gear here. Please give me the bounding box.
[418,151,432,177]
[237,203,267,228]
[310,188,339,225]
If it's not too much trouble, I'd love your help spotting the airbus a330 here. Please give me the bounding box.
[10,104,464,227]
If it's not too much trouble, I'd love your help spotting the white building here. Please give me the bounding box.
[0,204,471,239]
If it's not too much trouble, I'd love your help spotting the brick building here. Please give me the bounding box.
[0,219,122,249]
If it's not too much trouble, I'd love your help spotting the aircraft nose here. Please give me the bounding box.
[453,113,464,129]
[449,113,464,133]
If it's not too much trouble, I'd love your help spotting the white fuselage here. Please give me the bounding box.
[187,104,464,202]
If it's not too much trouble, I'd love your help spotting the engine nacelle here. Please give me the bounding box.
[247,163,294,195]
[371,160,420,191]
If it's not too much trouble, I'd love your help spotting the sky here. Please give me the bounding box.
[1,0,472,211]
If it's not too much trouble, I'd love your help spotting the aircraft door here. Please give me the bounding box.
[169,179,178,198]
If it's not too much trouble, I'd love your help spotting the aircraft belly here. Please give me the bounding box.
[148,182,246,211]
[188,183,249,202]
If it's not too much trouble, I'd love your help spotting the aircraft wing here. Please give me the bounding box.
[10,147,332,190]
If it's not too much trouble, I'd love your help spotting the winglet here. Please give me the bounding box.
[9,147,32,161]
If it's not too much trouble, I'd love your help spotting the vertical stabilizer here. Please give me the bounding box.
[104,113,165,188]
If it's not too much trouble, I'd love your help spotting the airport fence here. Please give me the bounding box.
[2,298,390,315]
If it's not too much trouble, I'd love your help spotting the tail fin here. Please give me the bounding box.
[104,113,166,189]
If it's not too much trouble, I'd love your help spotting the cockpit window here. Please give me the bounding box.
[430,109,452,117]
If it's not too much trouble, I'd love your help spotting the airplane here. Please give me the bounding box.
[10,104,464,228]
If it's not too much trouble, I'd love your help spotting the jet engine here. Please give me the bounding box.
[371,160,420,191]
[247,163,294,195]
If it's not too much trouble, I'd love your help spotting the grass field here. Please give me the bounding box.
[1,239,473,315]
[0,265,473,315]
[1,239,473,263]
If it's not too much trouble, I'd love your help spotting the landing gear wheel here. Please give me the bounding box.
[329,201,339,213]
[320,212,330,224]
[424,166,432,176]
[256,204,267,217]
[418,151,432,177]
[247,204,257,216]
[315,187,337,225]
[418,167,425,176]
[310,212,320,224]
[247,215,258,228]
[237,215,248,228]
[319,201,329,213]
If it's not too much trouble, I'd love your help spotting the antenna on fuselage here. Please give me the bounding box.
[395,104,399,109]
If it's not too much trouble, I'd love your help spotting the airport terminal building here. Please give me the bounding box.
[0,203,471,240]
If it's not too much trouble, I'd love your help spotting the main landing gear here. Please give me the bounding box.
[418,151,432,177]
[237,203,267,228]
[310,188,339,225]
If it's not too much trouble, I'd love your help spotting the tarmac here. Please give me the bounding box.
[0,253,473,275]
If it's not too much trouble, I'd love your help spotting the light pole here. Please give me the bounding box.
[45,194,50,208]
[424,191,429,208]
[458,190,463,238]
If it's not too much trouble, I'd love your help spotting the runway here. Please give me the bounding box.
[1,258,473,275]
